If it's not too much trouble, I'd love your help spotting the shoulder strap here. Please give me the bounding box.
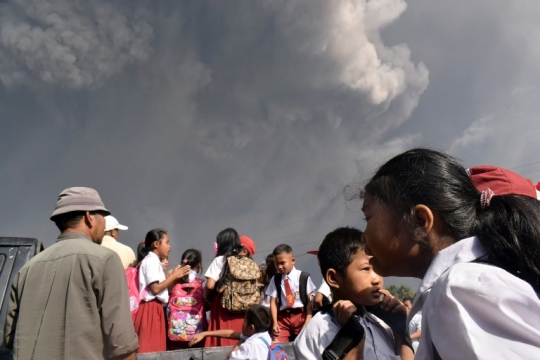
[274,273,283,309]
[299,271,309,308]
[322,314,365,360]
[259,336,270,348]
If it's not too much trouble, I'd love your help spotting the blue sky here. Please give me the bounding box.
[1,0,539,290]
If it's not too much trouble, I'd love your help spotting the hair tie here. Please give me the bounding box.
[480,188,495,209]
[142,239,146,244]
[182,259,188,264]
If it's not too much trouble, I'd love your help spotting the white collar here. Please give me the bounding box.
[147,251,160,260]
[411,236,486,317]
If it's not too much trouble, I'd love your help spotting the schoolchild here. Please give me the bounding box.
[266,244,316,342]
[260,253,278,307]
[167,249,207,351]
[293,227,413,360]
[189,304,275,360]
[204,228,246,347]
[133,229,190,353]
[359,149,540,359]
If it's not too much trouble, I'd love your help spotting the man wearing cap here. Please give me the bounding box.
[4,187,138,359]
[102,215,136,269]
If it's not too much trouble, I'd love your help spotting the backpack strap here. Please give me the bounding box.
[322,313,365,360]
[274,273,283,309]
[299,271,310,308]
[259,336,270,348]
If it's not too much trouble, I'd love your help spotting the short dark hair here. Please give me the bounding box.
[245,304,271,333]
[272,244,293,256]
[318,227,364,278]
[53,210,105,232]
[403,297,414,303]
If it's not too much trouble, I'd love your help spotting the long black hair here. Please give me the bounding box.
[215,228,241,257]
[361,148,540,294]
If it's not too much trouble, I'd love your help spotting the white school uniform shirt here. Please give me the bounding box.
[204,255,225,281]
[317,279,333,302]
[139,251,168,304]
[410,236,540,360]
[408,311,421,352]
[229,331,272,360]
[293,310,399,360]
[265,267,316,310]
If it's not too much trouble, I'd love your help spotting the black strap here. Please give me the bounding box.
[274,271,310,310]
[299,271,309,307]
[365,304,413,351]
[322,313,365,360]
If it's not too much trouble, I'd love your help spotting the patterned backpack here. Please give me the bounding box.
[221,255,261,312]
[259,337,289,360]
[168,277,206,341]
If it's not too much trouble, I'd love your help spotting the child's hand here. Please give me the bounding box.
[189,332,206,346]
[378,289,407,315]
[166,269,173,278]
[333,300,357,327]
[172,265,191,280]
[272,323,280,336]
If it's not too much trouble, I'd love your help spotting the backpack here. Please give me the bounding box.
[125,265,143,317]
[259,337,288,360]
[168,277,207,341]
[221,255,261,312]
[274,271,310,310]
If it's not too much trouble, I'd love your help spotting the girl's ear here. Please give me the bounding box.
[413,204,435,236]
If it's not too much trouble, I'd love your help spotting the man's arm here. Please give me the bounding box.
[99,254,140,358]
[3,271,21,349]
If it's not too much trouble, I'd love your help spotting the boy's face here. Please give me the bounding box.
[274,252,295,275]
[332,249,383,307]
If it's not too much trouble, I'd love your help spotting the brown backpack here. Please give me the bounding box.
[221,255,261,312]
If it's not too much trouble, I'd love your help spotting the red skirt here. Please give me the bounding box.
[205,294,245,347]
[133,300,167,353]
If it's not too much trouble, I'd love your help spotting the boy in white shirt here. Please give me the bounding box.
[189,304,276,360]
[293,227,413,360]
[265,244,316,342]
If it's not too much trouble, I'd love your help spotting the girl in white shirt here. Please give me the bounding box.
[189,304,276,360]
[204,227,245,347]
[359,149,540,359]
[133,229,190,353]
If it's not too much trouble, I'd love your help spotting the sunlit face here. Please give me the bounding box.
[362,192,417,277]
[274,253,295,275]
[155,234,171,259]
[333,250,383,307]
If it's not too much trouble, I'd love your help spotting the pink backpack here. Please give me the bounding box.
[125,265,142,317]
[168,277,206,341]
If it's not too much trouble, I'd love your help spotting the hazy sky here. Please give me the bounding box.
[1,0,539,290]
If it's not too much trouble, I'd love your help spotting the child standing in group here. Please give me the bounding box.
[293,227,413,360]
[266,244,316,342]
[259,254,278,307]
[167,249,207,351]
[134,229,190,353]
[189,305,277,360]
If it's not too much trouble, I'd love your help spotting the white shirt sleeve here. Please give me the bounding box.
[423,263,540,360]
[139,253,168,303]
[204,256,225,281]
[229,333,271,360]
[317,280,332,298]
[265,275,277,298]
[306,275,316,295]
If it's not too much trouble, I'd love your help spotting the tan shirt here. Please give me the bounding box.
[101,235,136,269]
[4,232,139,359]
